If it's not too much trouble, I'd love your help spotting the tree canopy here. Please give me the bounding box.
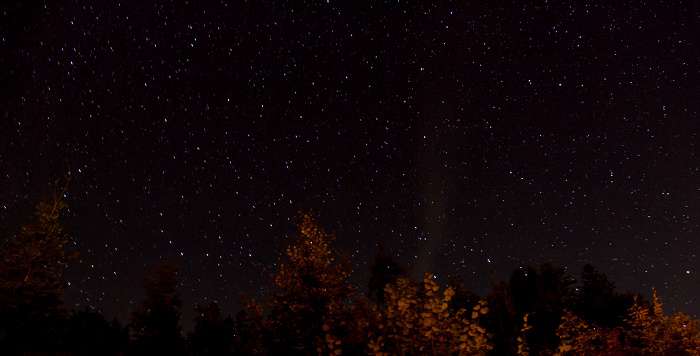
[1,198,699,355]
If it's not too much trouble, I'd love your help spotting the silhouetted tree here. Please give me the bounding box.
[486,280,518,356]
[130,262,185,356]
[573,263,635,328]
[65,308,128,355]
[108,318,130,355]
[448,270,481,313]
[266,212,355,355]
[187,302,234,356]
[232,296,264,356]
[367,244,406,305]
[486,263,574,355]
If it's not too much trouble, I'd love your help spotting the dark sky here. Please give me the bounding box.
[1,2,698,330]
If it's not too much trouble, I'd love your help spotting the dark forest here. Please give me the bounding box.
[1,191,698,356]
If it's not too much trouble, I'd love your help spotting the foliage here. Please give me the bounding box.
[4,188,700,356]
[366,274,492,355]
[552,290,700,355]
[447,271,481,315]
[486,263,574,355]
[516,313,532,356]
[0,178,76,353]
[233,295,265,356]
[624,290,700,355]
[573,264,635,328]
[552,310,623,356]
[0,185,76,310]
[266,212,356,355]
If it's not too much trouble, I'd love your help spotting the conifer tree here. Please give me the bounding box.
[573,264,634,328]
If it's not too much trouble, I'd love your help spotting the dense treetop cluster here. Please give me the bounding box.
[1,195,699,355]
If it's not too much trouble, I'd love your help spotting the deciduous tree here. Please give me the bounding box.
[0,177,76,310]
[0,177,76,352]
[266,212,355,355]
[367,274,492,355]
[624,290,700,355]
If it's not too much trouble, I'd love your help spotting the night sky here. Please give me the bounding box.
[1,2,698,330]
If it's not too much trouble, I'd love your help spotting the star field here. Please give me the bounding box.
[1,2,698,329]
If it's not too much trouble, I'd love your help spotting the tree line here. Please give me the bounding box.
[1,190,699,355]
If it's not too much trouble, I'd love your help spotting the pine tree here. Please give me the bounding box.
[574,264,634,328]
